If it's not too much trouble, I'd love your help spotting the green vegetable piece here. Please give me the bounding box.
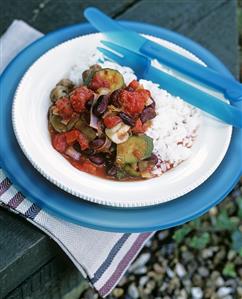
[116,169,126,180]
[138,160,149,172]
[49,113,67,133]
[90,68,124,92]
[74,118,96,141]
[82,64,101,85]
[124,164,140,177]
[66,116,79,131]
[116,135,153,165]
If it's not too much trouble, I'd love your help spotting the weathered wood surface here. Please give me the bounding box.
[0,0,238,298]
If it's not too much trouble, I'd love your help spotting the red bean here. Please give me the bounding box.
[119,112,135,127]
[93,95,109,117]
[140,106,156,123]
[89,138,105,149]
[89,154,105,165]
[110,89,122,107]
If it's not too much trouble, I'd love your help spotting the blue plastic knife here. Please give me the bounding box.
[84,7,242,102]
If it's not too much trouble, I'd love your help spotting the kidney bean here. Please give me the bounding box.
[93,95,109,117]
[109,89,122,107]
[89,154,105,165]
[83,148,95,155]
[106,165,117,176]
[148,153,158,165]
[119,112,135,127]
[89,138,105,149]
[149,97,156,109]
[73,142,82,153]
[85,99,93,110]
[140,106,156,123]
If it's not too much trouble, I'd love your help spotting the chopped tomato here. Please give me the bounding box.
[55,97,74,120]
[65,129,80,145]
[119,89,150,116]
[89,74,110,91]
[52,133,67,153]
[82,161,97,174]
[70,86,94,113]
[77,132,89,150]
[132,118,146,134]
[128,80,139,90]
[103,115,122,128]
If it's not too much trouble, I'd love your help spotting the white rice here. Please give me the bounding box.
[69,52,201,176]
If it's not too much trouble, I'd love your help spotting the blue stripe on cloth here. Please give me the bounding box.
[24,203,41,219]
[91,233,131,284]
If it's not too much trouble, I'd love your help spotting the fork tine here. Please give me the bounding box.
[97,47,124,65]
[101,40,134,57]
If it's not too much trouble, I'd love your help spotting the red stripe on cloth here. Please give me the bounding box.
[99,232,152,297]
[8,192,25,208]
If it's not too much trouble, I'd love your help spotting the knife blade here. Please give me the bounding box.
[84,7,242,102]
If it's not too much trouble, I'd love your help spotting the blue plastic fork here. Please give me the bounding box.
[98,41,242,128]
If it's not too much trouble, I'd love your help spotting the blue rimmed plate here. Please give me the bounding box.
[0,21,241,232]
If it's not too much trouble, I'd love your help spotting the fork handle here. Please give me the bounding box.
[141,40,242,102]
[144,65,242,128]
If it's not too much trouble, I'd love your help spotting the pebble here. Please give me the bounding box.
[201,248,214,259]
[237,287,242,296]
[139,276,149,287]
[158,230,169,240]
[227,250,236,261]
[191,287,203,299]
[83,289,98,299]
[153,263,164,274]
[166,267,175,278]
[129,253,151,272]
[215,277,225,287]
[175,263,186,278]
[112,288,124,298]
[133,266,147,275]
[198,266,209,277]
[144,280,156,294]
[177,289,188,299]
[128,283,139,299]
[217,287,233,297]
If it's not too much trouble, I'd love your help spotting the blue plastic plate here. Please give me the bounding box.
[0,22,241,232]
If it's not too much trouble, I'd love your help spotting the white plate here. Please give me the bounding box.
[12,33,232,207]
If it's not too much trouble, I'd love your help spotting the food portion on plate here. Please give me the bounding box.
[48,59,200,181]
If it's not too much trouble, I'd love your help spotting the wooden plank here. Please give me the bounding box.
[0,0,136,35]
[0,209,56,298]
[118,0,238,76]
[4,254,88,299]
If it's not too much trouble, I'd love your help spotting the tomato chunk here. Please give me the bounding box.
[128,80,139,90]
[55,97,74,120]
[52,133,67,153]
[70,86,94,113]
[65,129,80,145]
[77,132,89,150]
[119,89,150,116]
[89,74,110,91]
[103,115,122,128]
[132,118,146,134]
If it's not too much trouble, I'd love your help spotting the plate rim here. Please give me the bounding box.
[0,21,241,232]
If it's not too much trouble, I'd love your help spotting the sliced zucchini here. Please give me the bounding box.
[116,135,153,165]
[90,68,124,92]
[49,112,67,133]
[124,164,140,177]
[82,64,101,85]
[75,118,97,141]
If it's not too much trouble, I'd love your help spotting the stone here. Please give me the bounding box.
[237,287,242,296]
[215,277,225,287]
[139,276,149,287]
[144,280,156,294]
[166,267,175,278]
[158,230,169,240]
[198,266,209,277]
[191,287,203,299]
[201,248,214,259]
[128,283,139,299]
[175,263,186,278]
[177,289,188,299]
[227,250,236,261]
[153,263,164,274]
[133,266,147,275]
[112,288,124,298]
[217,287,233,297]
[129,253,151,272]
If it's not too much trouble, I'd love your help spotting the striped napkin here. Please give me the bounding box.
[0,20,153,297]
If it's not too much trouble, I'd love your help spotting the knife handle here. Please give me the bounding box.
[144,65,242,129]
[141,40,242,103]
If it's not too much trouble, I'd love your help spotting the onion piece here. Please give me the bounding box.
[96,137,112,152]
[89,94,99,130]
[65,146,81,160]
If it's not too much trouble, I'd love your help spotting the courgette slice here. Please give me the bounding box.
[90,68,124,92]
[124,164,140,177]
[116,135,153,164]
